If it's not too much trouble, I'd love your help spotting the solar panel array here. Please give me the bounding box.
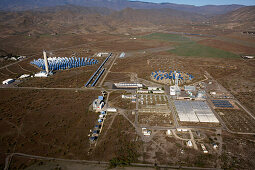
[212,100,233,108]
[151,70,194,85]
[31,57,98,71]
[151,70,194,81]
[174,101,219,123]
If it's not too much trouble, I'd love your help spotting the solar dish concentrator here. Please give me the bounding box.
[174,101,219,123]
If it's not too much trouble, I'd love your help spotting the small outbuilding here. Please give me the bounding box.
[2,79,15,85]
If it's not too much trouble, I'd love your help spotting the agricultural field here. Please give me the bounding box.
[142,33,240,58]
[198,39,255,55]
[0,89,101,165]
[142,33,191,42]
[169,42,239,58]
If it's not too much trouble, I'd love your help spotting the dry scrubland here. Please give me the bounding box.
[0,30,254,169]
[92,115,140,162]
[0,89,101,169]
[220,132,255,169]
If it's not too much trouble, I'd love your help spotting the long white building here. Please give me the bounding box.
[114,83,143,89]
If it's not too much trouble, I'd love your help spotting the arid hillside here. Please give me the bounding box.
[212,6,255,30]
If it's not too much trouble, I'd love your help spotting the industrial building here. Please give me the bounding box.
[93,96,105,112]
[174,101,219,123]
[114,83,143,89]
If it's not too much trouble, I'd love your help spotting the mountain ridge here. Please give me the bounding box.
[0,0,244,16]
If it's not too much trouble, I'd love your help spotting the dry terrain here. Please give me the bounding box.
[0,88,101,168]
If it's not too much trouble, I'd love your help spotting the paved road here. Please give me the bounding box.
[0,86,98,91]
[166,95,179,128]
[4,152,221,170]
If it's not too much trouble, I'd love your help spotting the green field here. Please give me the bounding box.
[169,42,239,58]
[142,33,190,42]
[143,33,239,58]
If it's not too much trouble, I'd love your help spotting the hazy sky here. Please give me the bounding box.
[131,0,255,6]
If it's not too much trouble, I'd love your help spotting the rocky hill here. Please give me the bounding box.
[212,6,255,30]
[0,0,244,16]
[0,5,208,37]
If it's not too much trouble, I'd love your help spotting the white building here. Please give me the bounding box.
[19,74,30,79]
[170,86,180,96]
[242,56,254,59]
[119,52,125,58]
[152,90,165,94]
[196,91,206,99]
[137,90,149,94]
[34,71,48,77]
[166,130,172,135]
[201,144,208,153]
[177,128,188,132]
[106,108,117,112]
[122,95,136,99]
[187,140,193,147]
[210,91,216,95]
[148,87,162,91]
[2,79,15,85]
[97,52,109,57]
[114,83,143,89]
[93,99,104,111]
[213,144,218,149]
[142,128,151,136]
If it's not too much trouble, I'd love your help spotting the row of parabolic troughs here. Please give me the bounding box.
[30,57,98,71]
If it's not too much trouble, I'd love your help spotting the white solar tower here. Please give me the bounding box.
[43,50,49,75]
[175,73,179,87]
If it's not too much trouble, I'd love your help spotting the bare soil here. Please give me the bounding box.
[0,89,101,160]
